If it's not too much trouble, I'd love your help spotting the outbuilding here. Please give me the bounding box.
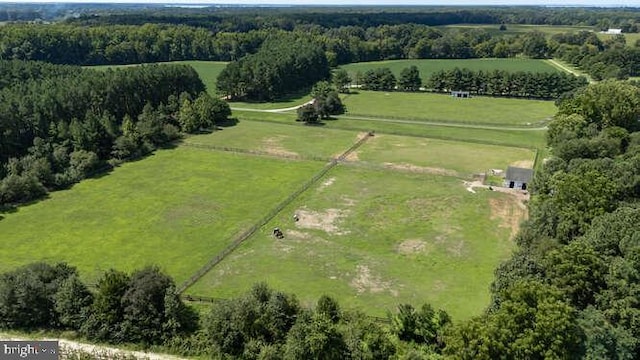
[504,166,533,190]
[451,90,471,98]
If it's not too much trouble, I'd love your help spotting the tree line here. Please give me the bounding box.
[0,60,230,207]
[1,20,638,82]
[354,65,588,99]
[216,35,330,101]
[427,68,589,99]
[0,263,452,359]
[67,6,640,33]
[444,80,640,358]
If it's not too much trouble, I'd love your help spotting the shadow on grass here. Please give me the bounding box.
[0,194,51,221]
[228,87,312,106]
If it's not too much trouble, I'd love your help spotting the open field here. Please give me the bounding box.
[184,120,361,160]
[355,133,536,176]
[88,60,227,94]
[339,58,559,84]
[441,24,595,37]
[186,165,523,320]
[0,147,323,283]
[340,90,556,127]
[233,111,547,150]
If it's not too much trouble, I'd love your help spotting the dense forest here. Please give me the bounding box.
[0,60,230,206]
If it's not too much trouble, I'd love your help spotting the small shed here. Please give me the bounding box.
[451,91,471,98]
[504,166,533,190]
[604,28,623,35]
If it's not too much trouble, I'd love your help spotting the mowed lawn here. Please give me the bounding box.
[355,134,536,176]
[341,90,556,126]
[187,165,521,320]
[184,120,363,160]
[339,58,559,84]
[0,147,323,283]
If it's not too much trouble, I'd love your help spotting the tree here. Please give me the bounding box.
[297,103,319,124]
[362,67,396,91]
[0,262,77,329]
[332,69,351,93]
[283,311,348,360]
[81,269,130,342]
[398,65,422,92]
[558,80,640,132]
[54,274,93,329]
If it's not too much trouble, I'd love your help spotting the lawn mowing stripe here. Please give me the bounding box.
[176,133,375,294]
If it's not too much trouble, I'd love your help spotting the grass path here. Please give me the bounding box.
[546,59,594,83]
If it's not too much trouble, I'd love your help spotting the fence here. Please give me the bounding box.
[176,132,374,294]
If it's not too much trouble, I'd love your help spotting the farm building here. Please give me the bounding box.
[602,28,623,35]
[504,166,533,190]
[451,91,471,98]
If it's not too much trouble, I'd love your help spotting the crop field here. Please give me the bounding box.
[341,90,556,127]
[186,164,523,320]
[0,147,323,283]
[339,58,559,84]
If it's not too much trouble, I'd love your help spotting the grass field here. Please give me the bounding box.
[186,165,522,320]
[340,90,556,127]
[0,147,323,283]
[184,120,361,160]
[339,58,560,84]
[233,111,547,150]
[356,134,536,176]
[442,24,595,37]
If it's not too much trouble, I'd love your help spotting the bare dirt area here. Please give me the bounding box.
[294,208,350,235]
[350,265,398,296]
[489,197,527,240]
[261,136,299,157]
[318,177,336,190]
[397,239,427,255]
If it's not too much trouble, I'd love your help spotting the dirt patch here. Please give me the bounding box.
[344,150,360,161]
[262,136,299,157]
[489,197,527,240]
[510,160,534,169]
[447,240,465,257]
[320,177,335,189]
[285,229,312,240]
[383,162,458,177]
[350,265,395,295]
[432,280,446,292]
[295,208,349,235]
[397,239,427,255]
[341,196,357,207]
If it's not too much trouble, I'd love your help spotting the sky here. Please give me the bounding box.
[0,0,637,6]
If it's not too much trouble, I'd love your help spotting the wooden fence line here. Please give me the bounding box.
[176,132,374,294]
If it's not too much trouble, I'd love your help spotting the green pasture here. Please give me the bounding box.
[340,90,556,127]
[339,58,559,84]
[187,165,520,320]
[228,91,312,110]
[357,134,536,176]
[0,148,323,283]
[88,60,227,95]
[184,120,361,160]
[232,110,547,150]
[442,24,595,37]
